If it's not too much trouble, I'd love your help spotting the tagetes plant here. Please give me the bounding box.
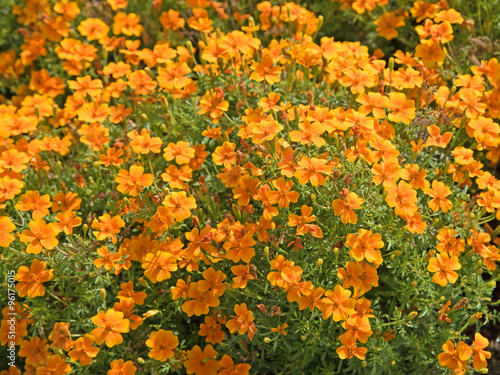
[0,0,499,374]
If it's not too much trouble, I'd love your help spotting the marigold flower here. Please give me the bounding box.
[427,253,461,286]
[90,309,130,347]
[336,332,368,360]
[115,165,153,196]
[250,54,282,84]
[35,354,71,374]
[218,355,251,375]
[288,205,323,238]
[226,303,255,337]
[68,334,99,366]
[318,285,356,321]
[54,210,81,235]
[294,156,331,186]
[388,92,415,124]
[142,251,178,283]
[146,329,179,362]
[198,89,229,124]
[19,336,49,366]
[184,345,220,375]
[199,315,226,344]
[108,359,137,375]
[164,141,196,164]
[15,258,54,298]
[437,340,472,370]
[19,219,61,254]
[91,214,125,244]
[232,175,260,206]
[385,181,418,217]
[0,216,15,247]
[332,191,365,224]
[290,120,326,147]
[374,11,405,40]
[471,332,491,370]
[162,191,197,222]
[345,229,384,266]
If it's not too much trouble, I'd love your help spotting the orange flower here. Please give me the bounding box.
[68,334,99,366]
[91,214,125,243]
[184,345,220,375]
[20,219,61,254]
[112,12,143,36]
[288,205,323,238]
[336,332,368,360]
[218,355,251,375]
[415,39,447,68]
[318,285,356,321]
[388,92,415,125]
[294,156,331,186]
[19,336,49,366]
[199,315,226,344]
[146,330,179,362]
[385,181,418,217]
[35,354,71,374]
[426,180,453,212]
[127,70,158,95]
[471,333,491,370]
[271,323,288,335]
[250,54,281,84]
[224,234,256,263]
[232,175,260,206]
[374,11,405,40]
[437,340,472,371]
[0,216,15,247]
[332,190,365,224]
[345,229,384,266]
[213,142,237,168]
[117,281,147,305]
[90,309,130,347]
[425,125,453,148]
[267,177,300,208]
[99,147,124,167]
[402,212,427,234]
[115,165,153,196]
[142,251,178,283]
[290,120,326,147]
[77,102,109,123]
[54,211,81,235]
[337,261,379,292]
[108,359,137,375]
[94,246,121,270]
[163,141,195,164]
[198,89,229,124]
[78,18,109,41]
[226,303,255,337]
[428,253,461,286]
[250,117,283,145]
[356,92,390,119]
[231,264,255,289]
[162,191,197,222]
[15,258,54,298]
[15,190,51,220]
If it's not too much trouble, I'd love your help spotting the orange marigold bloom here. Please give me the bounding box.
[198,89,229,124]
[78,18,109,41]
[115,165,153,196]
[371,160,401,188]
[250,54,282,84]
[356,92,390,119]
[425,124,453,148]
[336,332,368,360]
[142,251,178,283]
[68,334,99,366]
[267,177,300,208]
[0,216,16,247]
[224,234,256,263]
[15,258,54,298]
[340,69,375,94]
[213,141,237,168]
[94,246,121,270]
[226,303,255,337]
[199,315,226,344]
[250,117,283,145]
[54,210,82,235]
[332,190,365,224]
[400,163,427,190]
[19,337,49,366]
[318,285,356,321]
[112,12,143,36]
[437,340,472,371]
[415,39,447,68]
[428,253,461,286]
[91,214,125,244]
[342,316,373,343]
[288,205,323,238]
[163,141,195,165]
[36,354,71,374]
[345,229,384,266]
[127,129,162,154]
[231,264,255,289]
[388,92,415,124]
[218,355,251,375]
[90,309,130,347]
[402,211,427,234]
[385,181,418,217]
[19,219,61,254]
[184,345,220,375]
[232,175,260,206]
[127,70,158,95]
[162,191,197,222]
[108,359,137,375]
[294,156,331,186]
[426,180,453,212]
[146,329,179,362]
[471,333,491,370]
[290,120,326,147]
[374,11,405,40]
[77,101,109,123]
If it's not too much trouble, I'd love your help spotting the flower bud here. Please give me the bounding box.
[391,361,396,366]
[432,218,439,225]
[263,246,269,257]
[411,281,417,288]
[311,194,316,203]
[333,247,339,255]
[449,86,457,96]
[160,124,167,132]
[137,358,146,364]
[161,96,169,109]
[301,335,307,341]
[362,361,367,367]
[138,277,148,287]
[144,67,156,79]
[316,258,323,267]
[264,337,271,343]
[34,105,40,118]
[82,224,88,235]
[477,369,489,374]
[89,272,95,278]
[141,113,148,121]
[468,312,482,324]
[99,288,107,300]
[388,57,394,72]
[316,16,324,34]
[186,40,194,56]
[407,311,418,320]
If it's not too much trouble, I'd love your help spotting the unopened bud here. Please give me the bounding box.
[137,358,146,364]
[407,311,418,320]
[468,312,482,324]
[144,67,156,79]
[362,361,367,367]
[449,86,457,96]
[83,224,88,234]
[316,16,324,34]
[411,281,417,288]
[34,105,40,118]
[263,246,269,257]
[160,124,167,132]
[391,361,396,366]
[186,41,194,56]
[264,337,271,343]
[138,277,148,287]
[89,272,95,278]
[388,57,394,72]
[333,247,339,255]
[311,193,316,203]
[301,335,307,341]
[141,113,148,121]
[99,288,107,300]
[432,218,439,225]
[294,107,300,123]
[316,258,323,267]
[477,368,489,374]
[161,96,168,109]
